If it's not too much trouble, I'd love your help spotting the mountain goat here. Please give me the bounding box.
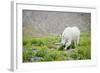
[61,26,80,50]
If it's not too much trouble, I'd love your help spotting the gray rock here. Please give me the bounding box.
[32,48,39,53]
[30,57,43,62]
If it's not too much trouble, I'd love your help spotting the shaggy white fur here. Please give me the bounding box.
[61,26,80,50]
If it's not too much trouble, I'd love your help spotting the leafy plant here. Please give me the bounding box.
[23,32,91,62]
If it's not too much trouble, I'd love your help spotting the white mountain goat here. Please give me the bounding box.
[61,26,80,50]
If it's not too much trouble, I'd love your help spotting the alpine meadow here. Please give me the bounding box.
[22,10,91,62]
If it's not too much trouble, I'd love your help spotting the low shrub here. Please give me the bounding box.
[23,32,91,62]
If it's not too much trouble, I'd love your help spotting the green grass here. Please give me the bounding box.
[23,32,91,62]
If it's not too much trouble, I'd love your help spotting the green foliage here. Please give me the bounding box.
[23,48,34,62]
[23,47,67,62]
[42,50,67,61]
[23,32,91,62]
[58,45,65,50]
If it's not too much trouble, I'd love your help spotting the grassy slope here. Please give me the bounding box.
[23,32,91,62]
